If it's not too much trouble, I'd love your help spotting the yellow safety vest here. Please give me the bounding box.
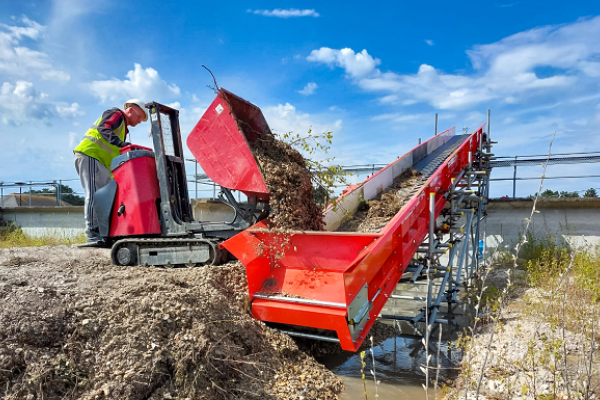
[74,112,127,170]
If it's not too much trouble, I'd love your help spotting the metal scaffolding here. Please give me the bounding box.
[379,112,493,340]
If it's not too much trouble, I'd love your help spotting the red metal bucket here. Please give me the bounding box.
[187,89,271,199]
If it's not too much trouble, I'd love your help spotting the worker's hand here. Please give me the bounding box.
[122,142,132,147]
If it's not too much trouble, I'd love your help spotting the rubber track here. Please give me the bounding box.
[110,237,225,267]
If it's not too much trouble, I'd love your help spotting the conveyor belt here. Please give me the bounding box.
[415,134,470,176]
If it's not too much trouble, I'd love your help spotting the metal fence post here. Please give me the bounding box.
[513,156,518,199]
[195,161,198,199]
[29,182,32,207]
[487,109,491,148]
[434,113,438,136]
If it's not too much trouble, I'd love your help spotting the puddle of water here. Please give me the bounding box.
[321,334,459,400]
[320,295,474,400]
[338,376,426,400]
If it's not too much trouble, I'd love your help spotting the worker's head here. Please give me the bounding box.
[123,99,148,127]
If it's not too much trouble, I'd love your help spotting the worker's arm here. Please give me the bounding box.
[97,108,129,147]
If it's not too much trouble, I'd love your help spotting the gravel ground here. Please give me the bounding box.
[0,245,343,400]
[447,285,600,399]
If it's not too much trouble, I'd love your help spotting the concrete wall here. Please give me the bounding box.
[0,207,85,238]
[0,200,236,239]
[484,199,600,256]
[2,199,600,250]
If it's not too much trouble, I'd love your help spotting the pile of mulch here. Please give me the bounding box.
[337,169,425,233]
[0,246,343,400]
[250,134,323,231]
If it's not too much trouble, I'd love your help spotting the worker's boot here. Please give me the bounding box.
[79,228,108,248]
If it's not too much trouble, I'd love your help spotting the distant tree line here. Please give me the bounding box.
[529,188,598,199]
[31,184,84,206]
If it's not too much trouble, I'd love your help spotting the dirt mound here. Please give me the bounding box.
[250,134,323,231]
[0,246,342,400]
[337,169,424,233]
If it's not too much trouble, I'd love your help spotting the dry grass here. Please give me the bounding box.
[0,224,85,248]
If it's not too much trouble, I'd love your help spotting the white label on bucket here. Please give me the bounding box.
[215,104,224,114]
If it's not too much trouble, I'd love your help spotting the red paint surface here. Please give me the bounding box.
[187,89,270,200]
[109,153,162,237]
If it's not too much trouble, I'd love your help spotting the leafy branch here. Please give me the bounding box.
[277,129,352,206]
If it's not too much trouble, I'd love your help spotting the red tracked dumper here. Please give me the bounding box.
[93,88,486,351]
[92,89,272,267]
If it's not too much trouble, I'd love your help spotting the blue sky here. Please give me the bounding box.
[1,0,600,198]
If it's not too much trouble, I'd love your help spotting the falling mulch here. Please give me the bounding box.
[0,246,343,400]
[250,134,324,232]
[337,169,425,233]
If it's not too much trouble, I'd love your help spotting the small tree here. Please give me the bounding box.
[583,188,598,198]
[313,185,329,206]
[31,184,84,206]
[559,191,579,198]
[540,189,559,198]
[60,184,85,206]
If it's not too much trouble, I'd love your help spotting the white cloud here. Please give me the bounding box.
[263,103,342,136]
[0,80,85,125]
[0,16,70,82]
[56,102,84,118]
[425,39,434,46]
[0,81,55,125]
[89,63,181,103]
[248,9,320,18]
[299,82,318,95]
[306,16,600,110]
[165,101,181,109]
[307,47,380,79]
[371,112,431,125]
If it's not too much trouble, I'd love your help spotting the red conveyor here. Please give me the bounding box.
[187,89,484,351]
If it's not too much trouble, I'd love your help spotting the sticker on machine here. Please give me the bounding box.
[215,104,224,114]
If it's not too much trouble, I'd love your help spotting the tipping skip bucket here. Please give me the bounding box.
[187,89,271,199]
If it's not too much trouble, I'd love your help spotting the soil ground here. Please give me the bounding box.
[0,245,344,400]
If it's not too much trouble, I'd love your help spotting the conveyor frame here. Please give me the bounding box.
[222,124,491,351]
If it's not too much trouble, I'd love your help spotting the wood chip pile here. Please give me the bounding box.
[0,246,343,400]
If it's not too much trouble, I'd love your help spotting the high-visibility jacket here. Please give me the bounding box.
[74,109,128,170]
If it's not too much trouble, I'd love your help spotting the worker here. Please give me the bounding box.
[73,99,148,246]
